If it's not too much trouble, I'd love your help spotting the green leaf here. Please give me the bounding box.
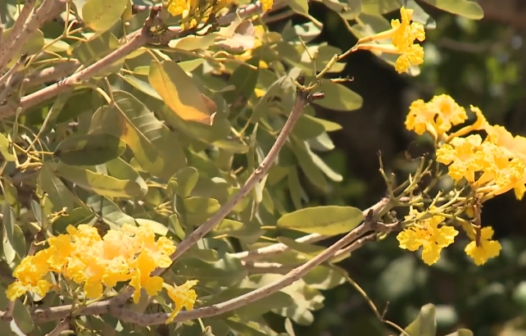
[251,76,297,124]
[252,274,323,325]
[12,299,34,334]
[50,163,144,199]
[105,158,148,196]
[82,0,128,32]
[149,60,215,125]
[303,265,346,290]
[288,167,305,210]
[292,115,325,140]
[303,113,342,132]
[70,31,123,77]
[206,288,293,320]
[404,0,436,28]
[89,90,186,179]
[171,167,199,198]
[86,196,136,229]
[11,225,26,259]
[403,304,437,336]
[292,139,328,191]
[0,133,15,162]
[54,133,126,166]
[183,197,220,225]
[313,80,363,111]
[378,255,416,301]
[224,319,269,336]
[361,0,400,14]
[2,28,44,67]
[277,205,364,236]
[224,56,260,104]
[2,176,17,206]
[420,0,483,19]
[173,253,248,287]
[52,207,94,234]
[169,34,219,51]
[277,236,325,258]
[2,203,16,263]
[135,218,168,236]
[38,164,76,212]
[445,329,474,336]
[213,219,264,241]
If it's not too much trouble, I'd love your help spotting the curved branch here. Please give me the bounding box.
[114,219,399,326]
[233,197,391,261]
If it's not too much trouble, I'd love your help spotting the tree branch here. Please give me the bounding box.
[0,1,269,119]
[0,0,65,75]
[109,77,320,307]
[0,0,36,74]
[233,197,391,261]
[112,217,399,326]
[22,60,81,88]
[28,198,396,323]
[45,318,70,336]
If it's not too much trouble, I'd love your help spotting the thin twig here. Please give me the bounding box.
[109,77,318,307]
[23,60,81,88]
[45,318,70,336]
[112,219,399,326]
[27,197,395,323]
[0,29,147,119]
[233,197,391,261]
[0,0,65,75]
[0,1,269,119]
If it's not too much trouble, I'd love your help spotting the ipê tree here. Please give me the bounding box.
[0,0,514,335]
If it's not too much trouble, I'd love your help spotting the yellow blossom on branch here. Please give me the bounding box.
[397,215,458,265]
[353,7,426,73]
[164,280,199,323]
[405,94,467,140]
[6,223,185,306]
[465,227,502,265]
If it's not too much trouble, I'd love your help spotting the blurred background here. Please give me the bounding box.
[270,1,526,335]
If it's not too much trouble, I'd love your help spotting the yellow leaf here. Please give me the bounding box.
[149,61,215,125]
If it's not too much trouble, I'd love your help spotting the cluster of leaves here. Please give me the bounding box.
[0,0,498,335]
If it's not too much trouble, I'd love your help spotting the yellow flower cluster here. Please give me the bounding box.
[354,7,425,73]
[166,0,234,28]
[397,213,458,265]
[397,210,501,266]
[397,94,525,266]
[7,224,197,322]
[406,94,526,200]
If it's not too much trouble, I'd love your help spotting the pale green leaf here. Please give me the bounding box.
[277,206,364,236]
[149,60,215,124]
[82,0,128,32]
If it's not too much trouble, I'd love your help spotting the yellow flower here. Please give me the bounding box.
[465,227,501,265]
[404,99,436,136]
[261,0,273,11]
[445,105,489,141]
[7,222,181,303]
[474,142,526,196]
[164,280,199,324]
[394,44,424,74]
[436,134,483,182]
[405,94,467,139]
[129,250,165,303]
[166,0,189,17]
[397,215,458,265]
[354,7,426,73]
[6,250,53,301]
